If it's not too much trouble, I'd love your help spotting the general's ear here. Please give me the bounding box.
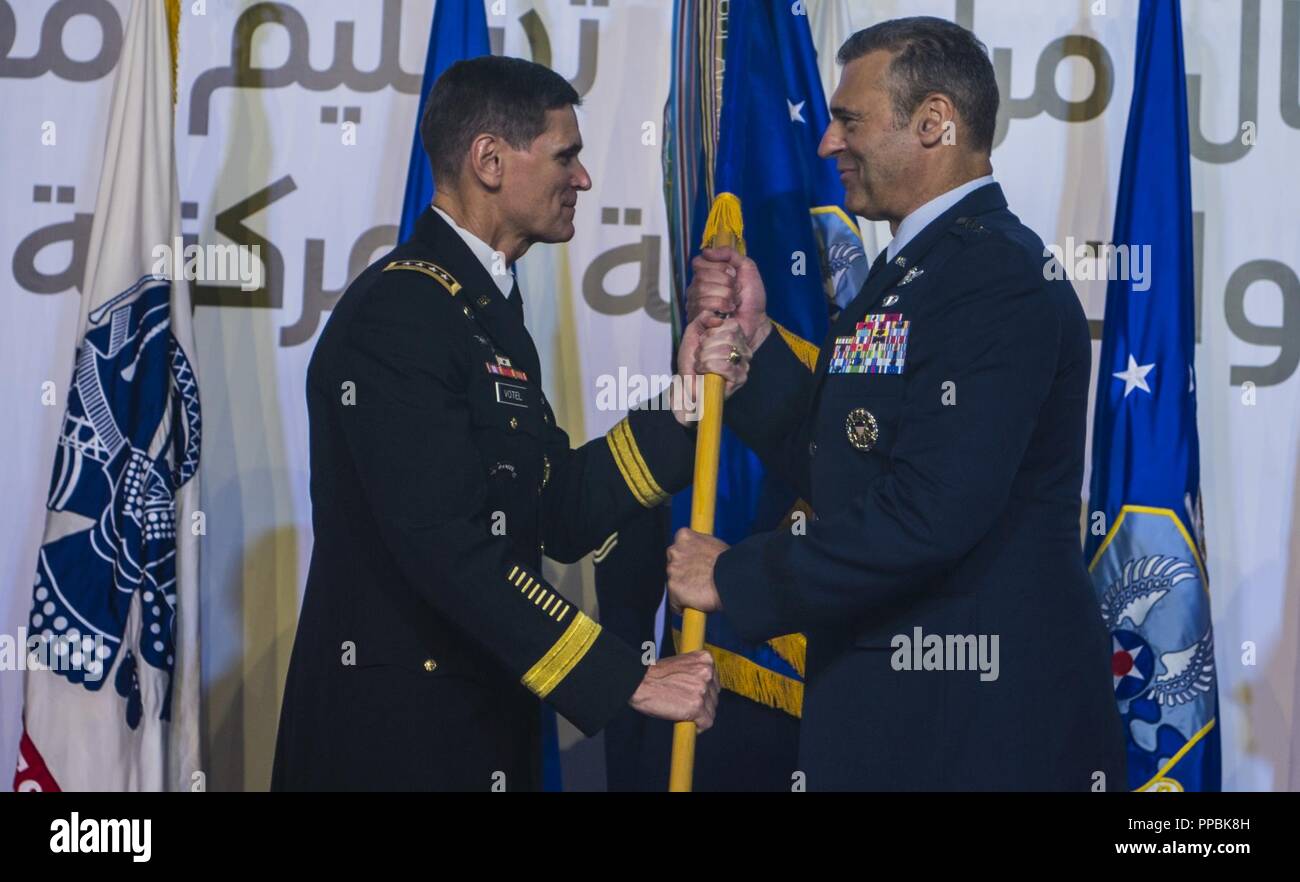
[915,92,957,148]
[467,133,505,188]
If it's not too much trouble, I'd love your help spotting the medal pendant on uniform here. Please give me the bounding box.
[845,407,879,452]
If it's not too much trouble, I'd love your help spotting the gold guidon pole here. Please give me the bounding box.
[668,223,735,793]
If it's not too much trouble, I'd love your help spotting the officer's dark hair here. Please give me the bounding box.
[837,17,999,155]
[421,56,580,186]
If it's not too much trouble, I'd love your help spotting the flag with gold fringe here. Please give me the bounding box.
[662,0,867,722]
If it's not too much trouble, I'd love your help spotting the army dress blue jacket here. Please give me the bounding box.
[272,208,695,791]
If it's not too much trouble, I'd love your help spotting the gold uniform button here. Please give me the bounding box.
[423,659,438,673]
[509,416,519,430]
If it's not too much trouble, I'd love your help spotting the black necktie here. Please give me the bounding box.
[506,276,523,317]
[867,248,890,281]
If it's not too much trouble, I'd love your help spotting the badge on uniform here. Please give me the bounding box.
[845,407,879,452]
[828,312,909,374]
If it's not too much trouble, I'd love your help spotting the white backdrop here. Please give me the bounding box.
[2,0,1296,791]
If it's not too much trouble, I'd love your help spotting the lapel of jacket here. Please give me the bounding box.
[413,208,543,387]
[804,183,1008,412]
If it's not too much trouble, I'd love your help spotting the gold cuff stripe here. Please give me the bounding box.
[521,612,601,698]
[507,564,556,612]
[606,418,667,507]
[772,321,820,372]
[554,603,571,622]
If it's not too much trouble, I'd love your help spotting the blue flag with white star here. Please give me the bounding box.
[1085,0,1220,792]
[397,0,490,242]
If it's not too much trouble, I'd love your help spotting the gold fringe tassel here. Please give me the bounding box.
[673,629,804,718]
[701,192,747,254]
[772,321,820,371]
[767,632,807,679]
[165,0,180,106]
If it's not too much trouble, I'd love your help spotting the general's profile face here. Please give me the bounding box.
[503,105,592,245]
[820,51,914,222]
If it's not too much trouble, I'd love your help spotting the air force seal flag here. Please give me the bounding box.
[1085,0,1219,792]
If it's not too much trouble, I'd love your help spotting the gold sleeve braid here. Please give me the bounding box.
[504,564,602,698]
[520,612,602,698]
[605,417,669,507]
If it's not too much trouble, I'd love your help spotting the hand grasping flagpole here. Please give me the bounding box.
[660,0,862,791]
[668,196,743,792]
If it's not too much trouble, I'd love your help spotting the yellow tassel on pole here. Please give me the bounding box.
[668,196,742,792]
[164,0,180,106]
[700,193,747,256]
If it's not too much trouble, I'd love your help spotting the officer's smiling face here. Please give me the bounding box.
[502,105,592,246]
[820,50,917,228]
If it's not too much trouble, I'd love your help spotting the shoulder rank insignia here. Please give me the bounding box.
[828,312,909,375]
[952,216,988,236]
[383,258,461,296]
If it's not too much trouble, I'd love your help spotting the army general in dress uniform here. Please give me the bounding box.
[669,18,1127,791]
[272,57,745,791]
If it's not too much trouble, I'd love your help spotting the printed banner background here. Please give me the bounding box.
[2,0,1296,791]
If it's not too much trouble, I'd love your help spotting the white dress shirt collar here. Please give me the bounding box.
[886,175,997,262]
[432,204,515,298]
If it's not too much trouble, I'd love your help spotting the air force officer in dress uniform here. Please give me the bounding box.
[272,57,748,791]
[668,18,1126,791]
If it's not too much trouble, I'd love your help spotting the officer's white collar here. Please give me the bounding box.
[431,204,516,298]
[886,175,997,262]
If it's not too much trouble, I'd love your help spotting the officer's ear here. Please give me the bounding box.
[914,92,957,149]
[467,132,506,189]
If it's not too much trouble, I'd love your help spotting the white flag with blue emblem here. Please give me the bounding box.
[13,0,201,792]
